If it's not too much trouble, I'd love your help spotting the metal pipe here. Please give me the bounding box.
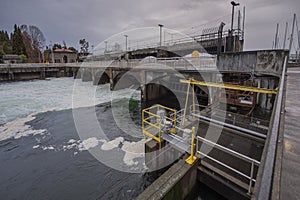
[191,113,267,139]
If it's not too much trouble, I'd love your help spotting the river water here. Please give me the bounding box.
[0,77,223,200]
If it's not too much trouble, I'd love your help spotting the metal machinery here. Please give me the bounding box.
[142,104,197,165]
[142,77,278,194]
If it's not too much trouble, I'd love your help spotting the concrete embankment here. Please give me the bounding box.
[136,158,200,200]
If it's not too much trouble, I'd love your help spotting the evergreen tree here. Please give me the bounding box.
[12,24,26,55]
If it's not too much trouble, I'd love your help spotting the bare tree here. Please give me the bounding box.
[20,25,46,62]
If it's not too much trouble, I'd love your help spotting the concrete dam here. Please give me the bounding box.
[0,46,297,200]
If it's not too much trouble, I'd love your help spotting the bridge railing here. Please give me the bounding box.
[196,136,260,194]
[110,56,217,70]
[0,63,69,68]
[0,56,217,70]
[127,29,243,51]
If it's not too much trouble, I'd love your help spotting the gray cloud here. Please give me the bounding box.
[0,0,299,51]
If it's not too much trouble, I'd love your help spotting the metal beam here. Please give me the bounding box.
[179,78,278,94]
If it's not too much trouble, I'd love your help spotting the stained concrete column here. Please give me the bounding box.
[140,70,146,109]
[109,68,114,90]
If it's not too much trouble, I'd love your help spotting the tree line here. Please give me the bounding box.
[0,24,46,63]
[0,24,91,63]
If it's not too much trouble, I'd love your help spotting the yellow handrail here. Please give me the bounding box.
[180,78,278,94]
[142,104,177,144]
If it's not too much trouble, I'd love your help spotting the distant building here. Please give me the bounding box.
[44,48,77,63]
[2,54,22,64]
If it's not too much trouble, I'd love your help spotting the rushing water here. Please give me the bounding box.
[0,78,152,199]
[0,77,223,200]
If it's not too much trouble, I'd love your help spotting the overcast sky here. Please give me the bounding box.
[1,0,299,52]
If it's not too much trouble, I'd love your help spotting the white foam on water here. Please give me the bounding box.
[100,137,124,151]
[0,114,47,142]
[121,140,144,166]
[78,137,101,151]
[32,136,145,167]
[67,139,77,144]
[42,146,55,151]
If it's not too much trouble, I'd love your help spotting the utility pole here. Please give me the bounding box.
[238,10,241,37]
[230,1,239,52]
[242,6,246,40]
[124,35,128,52]
[231,1,240,32]
[50,41,54,63]
[283,22,288,49]
[158,24,164,46]
[274,23,279,49]
[289,14,296,56]
[104,41,108,53]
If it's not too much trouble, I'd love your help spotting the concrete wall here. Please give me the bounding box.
[136,158,200,200]
[0,66,74,81]
[218,50,288,76]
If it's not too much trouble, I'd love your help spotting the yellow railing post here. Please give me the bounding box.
[192,84,195,114]
[181,79,191,127]
[142,109,146,140]
[185,126,197,165]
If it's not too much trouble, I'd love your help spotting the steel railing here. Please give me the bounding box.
[142,104,177,143]
[196,136,260,194]
[0,56,218,70]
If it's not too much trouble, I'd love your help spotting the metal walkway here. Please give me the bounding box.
[144,126,191,153]
[280,67,300,199]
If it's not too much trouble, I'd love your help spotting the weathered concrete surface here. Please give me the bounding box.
[136,158,199,200]
[279,67,300,199]
[287,63,300,68]
[0,65,74,81]
[217,50,288,76]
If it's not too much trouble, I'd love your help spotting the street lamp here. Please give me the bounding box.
[49,41,54,64]
[124,35,128,52]
[158,24,164,46]
[231,1,240,32]
[104,41,108,53]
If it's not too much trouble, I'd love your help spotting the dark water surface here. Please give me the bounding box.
[0,98,227,200]
[0,101,157,200]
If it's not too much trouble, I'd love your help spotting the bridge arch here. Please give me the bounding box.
[145,74,208,110]
[82,68,93,82]
[93,71,110,85]
[112,72,140,90]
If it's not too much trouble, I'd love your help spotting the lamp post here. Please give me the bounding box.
[231,1,240,32]
[124,35,128,52]
[49,41,54,64]
[158,24,164,46]
[104,41,108,53]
